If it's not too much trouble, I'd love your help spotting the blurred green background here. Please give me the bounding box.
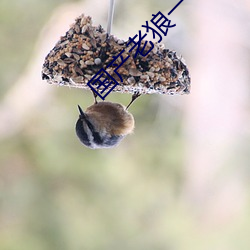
[1,0,250,249]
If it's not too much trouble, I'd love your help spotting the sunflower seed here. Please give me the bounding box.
[129,68,142,77]
[85,60,94,65]
[82,43,90,50]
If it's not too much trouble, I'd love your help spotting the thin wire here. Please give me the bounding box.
[107,0,115,34]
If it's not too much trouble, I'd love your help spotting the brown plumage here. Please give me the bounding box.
[85,102,134,135]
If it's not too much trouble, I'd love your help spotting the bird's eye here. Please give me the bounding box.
[75,118,92,148]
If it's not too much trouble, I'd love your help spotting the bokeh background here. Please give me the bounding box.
[1,0,250,249]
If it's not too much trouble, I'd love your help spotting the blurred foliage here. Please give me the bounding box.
[0,0,71,98]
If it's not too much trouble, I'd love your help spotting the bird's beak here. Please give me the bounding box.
[77,105,86,119]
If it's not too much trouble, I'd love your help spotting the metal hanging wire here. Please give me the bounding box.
[107,0,115,34]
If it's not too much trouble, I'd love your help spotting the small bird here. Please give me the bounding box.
[75,101,135,149]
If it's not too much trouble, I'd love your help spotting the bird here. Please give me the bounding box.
[75,93,139,149]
